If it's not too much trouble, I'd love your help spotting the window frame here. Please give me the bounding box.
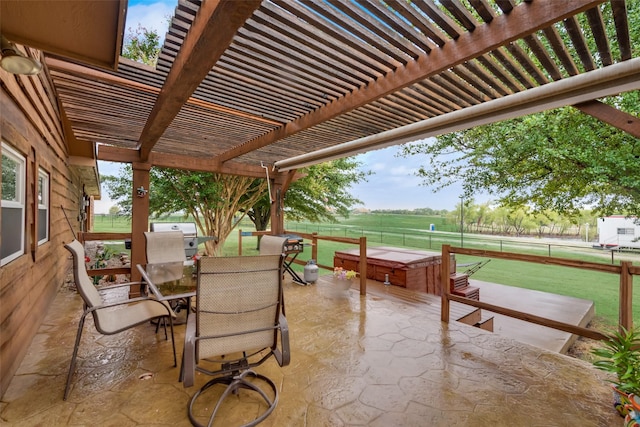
[37,168,50,245]
[1,142,26,266]
[617,228,635,235]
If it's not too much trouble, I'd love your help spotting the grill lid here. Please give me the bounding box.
[150,222,197,236]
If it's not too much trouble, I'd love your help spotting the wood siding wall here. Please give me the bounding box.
[0,50,85,397]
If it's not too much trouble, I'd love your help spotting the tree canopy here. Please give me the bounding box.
[102,166,266,255]
[244,158,368,248]
[122,25,162,66]
[400,97,640,218]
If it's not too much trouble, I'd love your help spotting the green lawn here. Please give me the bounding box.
[92,213,640,329]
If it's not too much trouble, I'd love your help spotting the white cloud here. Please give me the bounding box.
[125,1,176,40]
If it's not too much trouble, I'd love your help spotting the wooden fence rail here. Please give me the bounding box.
[441,245,634,340]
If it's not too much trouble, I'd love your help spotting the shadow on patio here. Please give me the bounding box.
[0,275,621,426]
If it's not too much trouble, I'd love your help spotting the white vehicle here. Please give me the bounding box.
[597,216,640,249]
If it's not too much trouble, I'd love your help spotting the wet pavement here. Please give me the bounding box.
[0,275,621,426]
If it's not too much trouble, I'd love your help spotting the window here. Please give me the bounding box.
[618,228,635,235]
[38,168,49,244]
[1,143,26,265]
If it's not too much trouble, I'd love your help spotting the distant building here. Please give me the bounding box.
[597,216,640,249]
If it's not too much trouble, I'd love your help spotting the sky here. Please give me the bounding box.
[94,1,486,214]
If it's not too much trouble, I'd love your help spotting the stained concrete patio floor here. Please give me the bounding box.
[0,275,621,426]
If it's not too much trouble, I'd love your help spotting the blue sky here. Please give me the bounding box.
[95,1,483,213]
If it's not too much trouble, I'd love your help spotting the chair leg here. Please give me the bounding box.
[162,316,168,340]
[168,315,177,367]
[64,314,87,400]
[188,370,278,427]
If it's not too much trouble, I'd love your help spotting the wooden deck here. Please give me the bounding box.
[317,275,491,329]
[317,274,595,354]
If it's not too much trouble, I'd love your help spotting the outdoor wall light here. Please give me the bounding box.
[1,35,42,75]
[136,186,148,198]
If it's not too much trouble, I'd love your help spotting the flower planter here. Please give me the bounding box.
[614,386,633,417]
[332,278,352,291]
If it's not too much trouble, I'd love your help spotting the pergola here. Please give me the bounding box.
[2,0,638,275]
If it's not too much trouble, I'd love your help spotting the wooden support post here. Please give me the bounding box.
[620,261,633,332]
[311,232,318,262]
[238,229,243,256]
[359,236,367,296]
[441,245,451,323]
[269,182,284,235]
[130,162,150,293]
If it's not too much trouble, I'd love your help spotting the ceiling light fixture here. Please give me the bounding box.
[1,35,42,75]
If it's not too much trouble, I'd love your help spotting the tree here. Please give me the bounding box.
[244,158,368,243]
[108,205,121,216]
[400,102,640,218]
[102,165,267,255]
[122,25,162,66]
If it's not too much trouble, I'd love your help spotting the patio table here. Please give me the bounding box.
[137,262,196,324]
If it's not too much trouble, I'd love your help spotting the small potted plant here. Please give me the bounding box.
[592,327,640,417]
[333,267,357,291]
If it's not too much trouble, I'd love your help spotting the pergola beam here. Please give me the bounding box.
[46,57,281,126]
[98,145,267,178]
[215,0,604,163]
[275,57,640,171]
[574,100,640,138]
[137,0,262,161]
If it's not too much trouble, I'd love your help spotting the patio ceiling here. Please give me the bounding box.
[42,0,639,177]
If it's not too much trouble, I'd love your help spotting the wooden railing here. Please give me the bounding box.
[440,244,637,341]
[238,230,368,295]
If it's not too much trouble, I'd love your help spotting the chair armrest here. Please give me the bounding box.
[84,295,161,314]
[274,312,290,367]
[96,281,144,291]
[136,264,164,300]
[182,315,197,388]
[156,292,196,302]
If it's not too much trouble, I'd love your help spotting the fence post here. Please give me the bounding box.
[359,236,367,296]
[238,229,242,255]
[311,232,318,262]
[441,244,451,322]
[620,261,633,332]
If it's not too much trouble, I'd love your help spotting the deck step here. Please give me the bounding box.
[450,273,469,291]
[452,285,480,300]
[475,316,494,332]
[456,308,482,326]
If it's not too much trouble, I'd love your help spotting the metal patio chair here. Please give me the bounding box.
[143,230,194,318]
[63,239,176,400]
[181,254,290,427]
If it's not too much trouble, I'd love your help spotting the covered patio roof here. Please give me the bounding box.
[33,0,638,179]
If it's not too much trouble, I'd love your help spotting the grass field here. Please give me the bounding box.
[93,213,640,329]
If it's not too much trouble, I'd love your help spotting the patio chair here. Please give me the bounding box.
[258,235,287,256]
[143,230,192,317]
[181,255,290,427]
[63,240,177,400]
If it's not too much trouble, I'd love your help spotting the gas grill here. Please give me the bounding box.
[149,222,200,259]
[279,234,304,254]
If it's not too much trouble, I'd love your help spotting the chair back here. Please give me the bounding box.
[144,231,185,283]
[258,235,287,256]
[64,240,105,319]
[196,255,283,360]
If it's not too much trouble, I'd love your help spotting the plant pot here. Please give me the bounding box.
[614,385,633,417]
[625,394,640,426]
[332,278,352,291]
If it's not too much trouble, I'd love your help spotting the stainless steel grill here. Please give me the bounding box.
[150,222,198,258]
[278,234,304,254]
